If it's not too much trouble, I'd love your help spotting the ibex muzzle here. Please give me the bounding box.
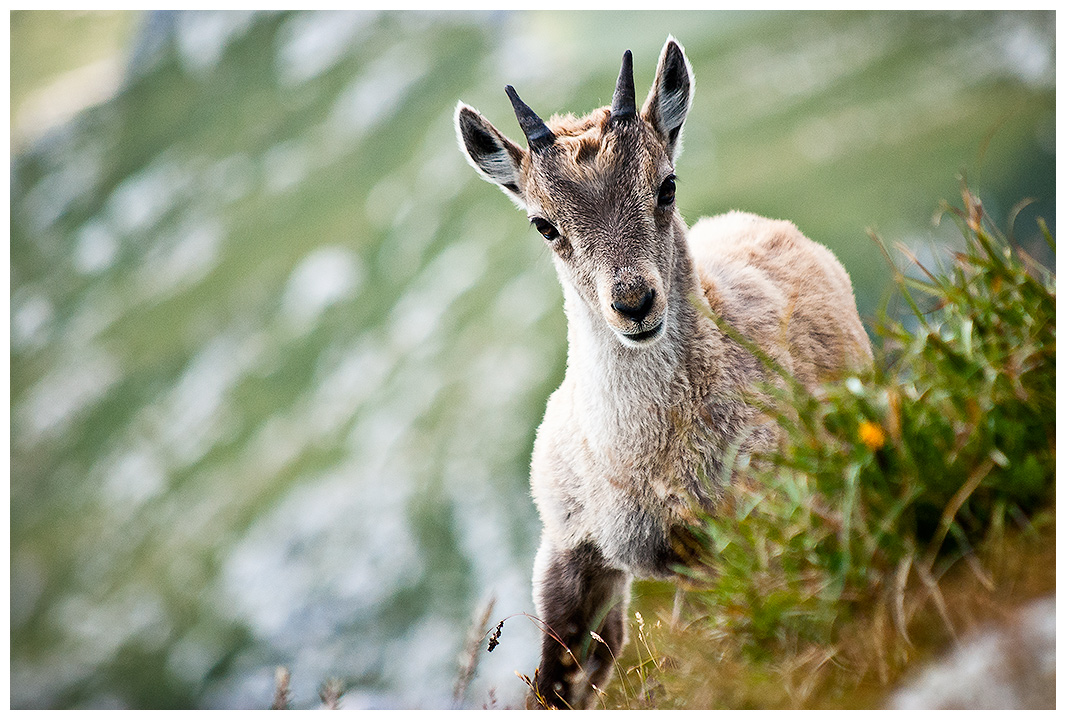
[456,36,872,710]
[603,266,665,344]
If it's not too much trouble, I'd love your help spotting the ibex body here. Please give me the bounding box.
[456,38,871,709]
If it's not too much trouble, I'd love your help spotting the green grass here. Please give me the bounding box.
[595,185,1055,709]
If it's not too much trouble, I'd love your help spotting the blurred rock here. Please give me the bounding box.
[889,595,1055,710]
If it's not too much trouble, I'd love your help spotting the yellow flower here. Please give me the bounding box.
[858,420,886,451]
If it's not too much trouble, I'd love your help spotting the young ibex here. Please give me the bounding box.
[456,37,871,709]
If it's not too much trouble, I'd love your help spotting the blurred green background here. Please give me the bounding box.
[9,10,1055,709]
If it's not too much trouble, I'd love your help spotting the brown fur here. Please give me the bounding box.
[456,38,871,709]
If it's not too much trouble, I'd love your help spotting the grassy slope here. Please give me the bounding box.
[611,519,1054,709]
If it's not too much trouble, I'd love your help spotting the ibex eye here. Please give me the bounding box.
[531,217,560,241]
[657,175,676,207]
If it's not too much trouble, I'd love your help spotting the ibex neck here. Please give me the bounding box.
[562,248,715,441]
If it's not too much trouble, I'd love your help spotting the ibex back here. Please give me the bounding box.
[456,37,871,709]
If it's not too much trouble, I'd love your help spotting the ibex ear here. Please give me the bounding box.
[455,102,528,208]
[641,36,694,161]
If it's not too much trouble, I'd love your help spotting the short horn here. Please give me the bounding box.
[610,49,636,122]
[505,85,555,152]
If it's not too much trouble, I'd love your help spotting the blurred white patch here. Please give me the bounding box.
[414,110,471,206]
[793,116,839,164]
[307,339,391,438]
[13,56,123,152]
[153,329,265,467]
[469,344,540,412]
[723,16,892,123]
[200,663,278,711]
[176,10,257,75]
[494,19,575,89]
[275,10,374,86]
[995,16,1054,88]
[327,42,428,144]
[19,348,121,443]
[207,153,257,205]
[364,172,409,232]
[387,297,438,353]
[23,151,102,234]
[890,596,1055,709]
[262,138,311,195]
[10,651,94,710]
[280,246,364,330]
[381,617,458,707]
[167,629,226,686]
[220,460,421,639]
[387,241,487,353]
[493,270,553,331]
[244,415,310,479]
[53,587,172,666]
[11,291,55,352]
[74,219,119,275]
[378,207,439,286]
[136,216,224,303]
[107,156,190,237]
[347,410,408,477]
[99,445,169,512]
[63,286,123,348]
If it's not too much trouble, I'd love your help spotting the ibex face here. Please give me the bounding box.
[457,39,693,348]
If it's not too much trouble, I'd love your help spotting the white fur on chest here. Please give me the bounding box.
[531,384,727,576]
[530,293,732,576]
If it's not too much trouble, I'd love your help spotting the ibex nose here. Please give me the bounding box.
[612,288,656,323]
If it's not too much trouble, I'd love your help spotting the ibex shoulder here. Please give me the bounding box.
[689,210,872,384]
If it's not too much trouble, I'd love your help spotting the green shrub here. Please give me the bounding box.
[684,186,1055,653]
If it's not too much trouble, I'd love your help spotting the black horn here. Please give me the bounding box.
[505,85,555,152]
[610,49,636,122]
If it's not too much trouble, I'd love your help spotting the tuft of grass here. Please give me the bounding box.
[601,184,1055,709]
[271,667,291,710]
[453,596,496,708]
[270,667,347,710]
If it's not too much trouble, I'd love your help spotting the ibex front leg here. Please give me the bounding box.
[530,539,632,709]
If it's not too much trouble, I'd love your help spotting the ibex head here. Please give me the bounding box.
[456,38,694,348]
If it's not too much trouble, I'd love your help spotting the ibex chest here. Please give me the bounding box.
[531,382,763,577]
